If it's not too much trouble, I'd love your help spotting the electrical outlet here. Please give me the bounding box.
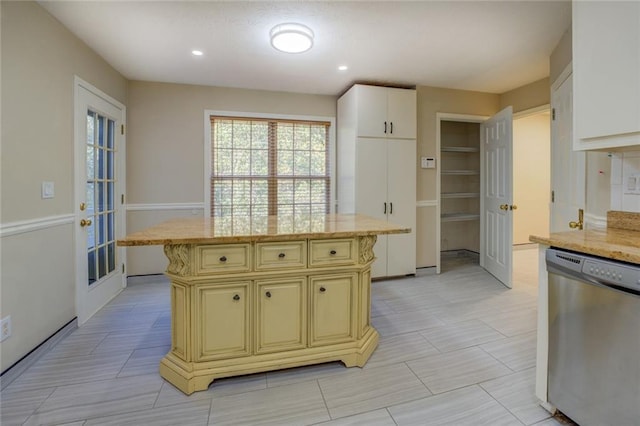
[0,316,11,342]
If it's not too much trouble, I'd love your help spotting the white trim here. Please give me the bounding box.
[551,62,573,92]
[584,212,607,229]
[0,214,75,238]
[204,110,337,218]
[416,200,438,208]
[74,76,125,111]
[436,112,488,274]
[126,203,205,212]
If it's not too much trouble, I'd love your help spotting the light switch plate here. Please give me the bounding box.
[42,181,55,199]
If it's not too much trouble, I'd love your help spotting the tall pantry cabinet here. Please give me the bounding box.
[337,84,417,278]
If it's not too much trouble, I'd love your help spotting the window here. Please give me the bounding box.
[209,116,332,218]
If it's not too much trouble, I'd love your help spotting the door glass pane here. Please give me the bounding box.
[86,111,118,287]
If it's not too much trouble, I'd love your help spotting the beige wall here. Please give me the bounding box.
[513,112,551,244]
[0,1,127,371]
[416,86,500,267]
[550,26,572,85]
[126,81,336,274]
[499,78,550,113]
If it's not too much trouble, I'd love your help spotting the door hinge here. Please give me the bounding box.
[121,194,125,204]
[552,108,556,121]
[551,190,555,203]
[121,124,125,135]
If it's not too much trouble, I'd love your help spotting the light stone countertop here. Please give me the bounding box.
[117,214,410,246]
[529,211,640,265]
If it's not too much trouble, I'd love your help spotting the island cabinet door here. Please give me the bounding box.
[255,278,307,354]
[194,281,251,361]
[309,273,357,346]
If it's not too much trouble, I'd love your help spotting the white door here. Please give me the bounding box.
[356,138,388,278]
[74,79,126,324]
[481,107,513,288]
[387,139,417,276]
[550,72,585,232]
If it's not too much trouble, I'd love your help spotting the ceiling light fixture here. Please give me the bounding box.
[191,50,203,56]
[270,23,314,54]
[338,65,348,71]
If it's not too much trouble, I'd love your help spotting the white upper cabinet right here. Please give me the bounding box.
[353,85,417,139]
[573,1,640,151]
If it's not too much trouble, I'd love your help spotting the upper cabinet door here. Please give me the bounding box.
[387,88,417,139]
[356,85,388,138]
[573,1,640,150]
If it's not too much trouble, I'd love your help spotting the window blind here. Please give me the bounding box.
[210,116,331,218]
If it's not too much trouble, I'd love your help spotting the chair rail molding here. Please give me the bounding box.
[0,214,75,238]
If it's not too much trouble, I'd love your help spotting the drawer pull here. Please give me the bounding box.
[319,287,326,293]
[330,250,337,255]
[278,253,286,258]
[232,294,240,301]
[265,291,272,298]
[220,256,227,262]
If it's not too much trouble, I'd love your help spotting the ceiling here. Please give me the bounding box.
[39,1,572,96]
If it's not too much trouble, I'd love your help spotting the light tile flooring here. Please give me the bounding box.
[1,248,569,426]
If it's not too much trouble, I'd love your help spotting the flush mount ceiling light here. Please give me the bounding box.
[191,50,203,56]
[270,23,314,54]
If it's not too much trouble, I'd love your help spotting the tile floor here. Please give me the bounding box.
[1,248,568,426]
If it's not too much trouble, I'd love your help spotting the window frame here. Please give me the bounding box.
[204,110,336,218]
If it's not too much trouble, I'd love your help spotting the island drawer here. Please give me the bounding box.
[195,244,251,275]
[309,238,357,267]
[255,241,307,270]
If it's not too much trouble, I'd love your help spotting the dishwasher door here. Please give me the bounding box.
[548,270,640,426]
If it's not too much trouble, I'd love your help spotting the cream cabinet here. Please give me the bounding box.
[573,1,640,150]
[159,236,378,395]
[353,85,417,139]
[338,84,417,278]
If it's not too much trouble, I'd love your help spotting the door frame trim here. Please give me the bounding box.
[436,113,488,274]
[73,76,127,324]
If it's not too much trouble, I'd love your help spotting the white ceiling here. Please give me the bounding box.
[39,1,572,96]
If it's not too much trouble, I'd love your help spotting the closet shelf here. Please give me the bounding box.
[441,213,480,222]
[441,146,480,153]
[441,192,480,199]
[441,170,479,175]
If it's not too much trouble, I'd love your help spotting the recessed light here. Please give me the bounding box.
[191,50,204,56]
[338,65,348,71]
[270,23,314,54]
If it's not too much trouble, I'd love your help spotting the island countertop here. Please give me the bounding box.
[117,213,410,246]
[529,211,640,265]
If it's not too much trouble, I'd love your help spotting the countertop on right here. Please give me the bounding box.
[529,211,640,265]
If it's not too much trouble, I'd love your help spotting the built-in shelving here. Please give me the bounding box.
[441,213,480,222]
[441,192,480,199]
[441,146,479,153]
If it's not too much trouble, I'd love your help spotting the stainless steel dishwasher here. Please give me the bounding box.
[546,248,640,426]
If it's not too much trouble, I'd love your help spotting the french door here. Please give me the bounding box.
[74,78,126,324]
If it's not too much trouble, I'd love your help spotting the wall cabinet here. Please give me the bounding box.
[338,84,417,278]
[573,1,640,150]
[161,237,378,394]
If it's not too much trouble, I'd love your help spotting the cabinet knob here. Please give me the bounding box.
[390,202,393,214]
[390,122,393,134]
[384,121,387,134]
[220,256,227,262]
[319,287,326,293]
[330,250,337,255]
[265,291,271,298]
[278,252,286,258]
[233,294,240,301]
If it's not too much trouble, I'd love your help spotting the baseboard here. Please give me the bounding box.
[127,274,168,285]
[0,318,78,390]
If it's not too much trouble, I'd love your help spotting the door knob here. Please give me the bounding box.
[569,208,584,230]
[499,204,509,210]
[510,205,518,210]
[80,218,92,227]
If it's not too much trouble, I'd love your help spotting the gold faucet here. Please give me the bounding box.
[569,208,584,230]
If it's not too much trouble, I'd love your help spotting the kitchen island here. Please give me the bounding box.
[118,214,409,395]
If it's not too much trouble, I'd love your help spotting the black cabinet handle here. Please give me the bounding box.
[390,122,393,134]
[384,202,387,214]
[220,256,227,262]
[319,287,326,293]
[384,121,387,134]
[266,291,271,298]
[233,294,240,301]
[330,250,337,255]
[390,202,393,214]
[278,253,286,258]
